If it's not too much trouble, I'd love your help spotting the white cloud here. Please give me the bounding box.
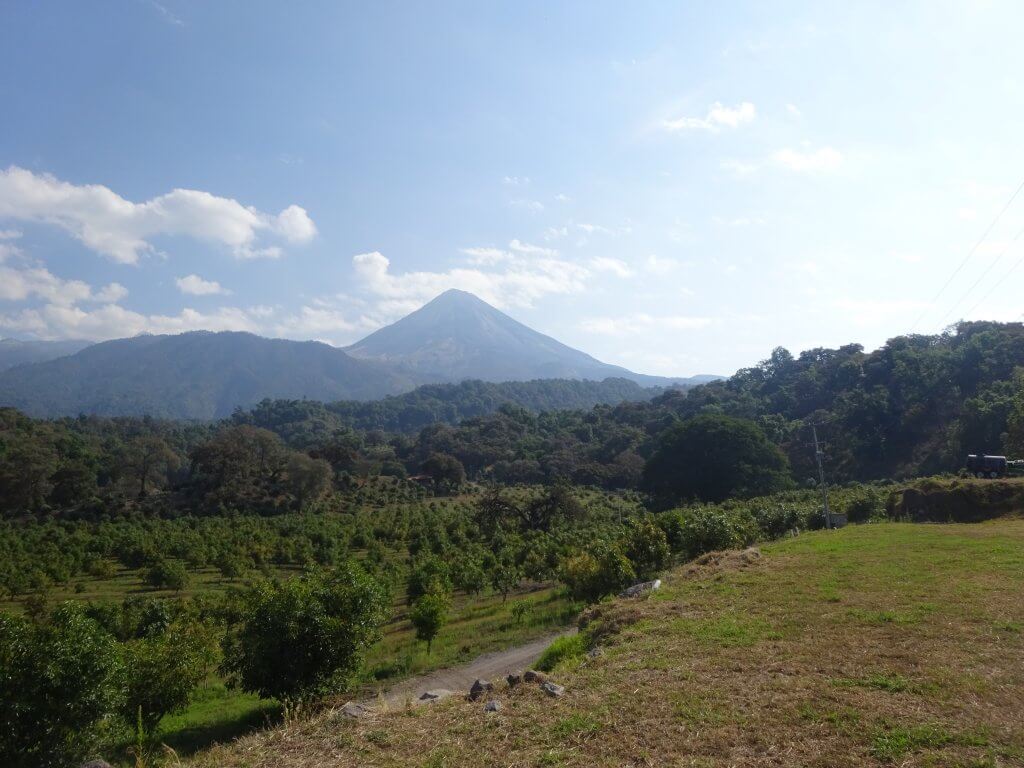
[0,166,316,264]
[554,193,571,202]
[351,250,590,315]
[176,274,229,296]
[0,229,21,240]
[590,256,634,278]
[662,101,756,132]
[580,313,711,336]
[508,239,558,257]
[771,146,843,173]
[0,257,127,306]
[0,303,260,341]
[93,282,129,303]
[460,247,512,266]
[785,103,802,118]
[502,176,530,186]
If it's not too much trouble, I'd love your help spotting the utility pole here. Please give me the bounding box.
[812,424,832,529]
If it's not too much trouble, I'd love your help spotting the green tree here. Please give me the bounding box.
[490,559,522,603]
[0,604,123,768]
[644,414,793,505]
[145,558,189,591]
[119,621,218,738]
[623,515,670,580]
[409,591,449,654]
[420,452,465,492]
[222,565,387,702]
[559,546,636,603]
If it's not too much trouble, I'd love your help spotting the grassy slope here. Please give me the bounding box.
[192,520,1024,767]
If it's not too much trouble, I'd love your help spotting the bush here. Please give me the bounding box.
[119,620,218,737]
[535,633,587,673]
[560,546,636,603]
[222,564,388,702]
[672,506,756,559]
[0,604,123,768]
[622,515,670,579]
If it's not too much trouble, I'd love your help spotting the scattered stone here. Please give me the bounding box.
[80,761,113,768]
[484,699,502,713]
[468,678,493,701]
[523,669,548,684]
[419,689,453,703]
[339,701,367,718]
[586,646,605,659]
[506,671,522,687]
[541,681,565,697]
[739,547,761,564]
[619,578,662,598]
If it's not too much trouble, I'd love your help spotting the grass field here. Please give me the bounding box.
[191,519,1024,767]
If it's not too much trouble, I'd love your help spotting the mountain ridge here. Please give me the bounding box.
[0,290,719,419]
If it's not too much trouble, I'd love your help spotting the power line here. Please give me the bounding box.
[911,176,1024,332]
[935,223,1024,328]
[963,240,1024,319]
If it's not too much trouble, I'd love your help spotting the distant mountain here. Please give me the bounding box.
[0,291,719,420]
[346,289,715,387]
[0,338,92,372]
[0,332,420,419]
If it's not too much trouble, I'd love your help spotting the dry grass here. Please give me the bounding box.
[188,520,1024,768]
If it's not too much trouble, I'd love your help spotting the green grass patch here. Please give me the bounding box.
[870,723,988,762]
[536,633,587,673]
[551,712,601,741]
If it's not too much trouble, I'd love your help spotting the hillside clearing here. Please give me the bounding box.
[190,520,1024,767]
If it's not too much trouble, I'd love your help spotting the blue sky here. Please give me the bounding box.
[2,1,1024,376]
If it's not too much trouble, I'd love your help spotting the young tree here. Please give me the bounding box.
[0,604,123,768]
[623,515,670,580]
[119,621,218,739]
[409,591,449,654]
[222,564,388,703]
[490,559,522,603]
[145,558,189,591]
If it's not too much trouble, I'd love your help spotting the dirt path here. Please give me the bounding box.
[370,628,575,706]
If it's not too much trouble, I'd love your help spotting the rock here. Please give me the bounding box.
[506,671,522,687]
[80,762,113,768]
[739,547,761,564]
[419,689,453,703]
[586,646,605,659]
[469,678,493,701]
[618,578,662,598]
[340,701,367,718]
[484,699,502,712]
[523,669,548,684]
[541,681,565,697]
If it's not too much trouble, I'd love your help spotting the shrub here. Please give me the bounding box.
[672,506,756,559]
[0,604,123,768]
[622,515,670,579]
[222,564,388,702]
[560,546,636,603]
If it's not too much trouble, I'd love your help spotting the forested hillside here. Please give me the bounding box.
[3,322,1023,523]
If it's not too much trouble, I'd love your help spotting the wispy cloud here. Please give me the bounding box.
[771,146,843,173]
[580,313,711,336]
[662,102,756,132]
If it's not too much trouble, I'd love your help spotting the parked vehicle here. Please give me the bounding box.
[964,454,1021,478]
